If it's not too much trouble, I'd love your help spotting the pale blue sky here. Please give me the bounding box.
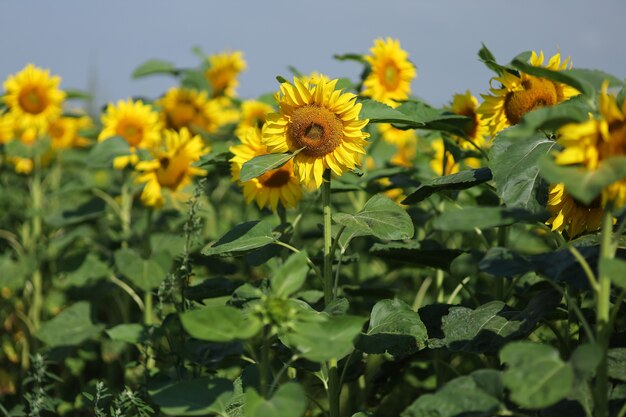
[1,0,623,110]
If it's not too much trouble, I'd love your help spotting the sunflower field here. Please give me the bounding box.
[1,39,626,417]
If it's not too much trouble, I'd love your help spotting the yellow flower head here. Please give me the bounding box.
[230,127,302,212]
[158,87,227,133]
[0,113,14,144]
[235,100,275,138]
[479,51,579,136]
[99,99,162,169]
[378,123,416,147]
[135,128,208,208]
[205,51,246,98]
[2,64,66,133]
[430,139,459,176]
[449,91,489,150]
[263,76,370,190]
[362,38,416,107]
[554,82,626,208]
[546,183,604,238]
[390,136,418,169]
[49,115,92,150]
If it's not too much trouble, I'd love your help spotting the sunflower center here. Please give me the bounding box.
[168,101,197,130]
[258,166,292,188]
[382,62,400,90]
[287,105,343,157]
[504,77,558,125]
[18,86,48,114]
[157,155,187,189]
[116,121,144,147]
[456,107,479,139]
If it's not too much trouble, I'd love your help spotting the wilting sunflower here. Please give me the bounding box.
[554,82,626,209]
[231,127,302,211]
[135,128,208,208]
[362,38,416,107]
[449,91,489,150]
[99,99,162,169]
[205,51,246,98]
[546,183,603,238]
[158,87,228,133]
[2,64,66,133]
[235,100,274,138]
[49,115,92,150]
[263,77,369,190]
[479,51,579,136]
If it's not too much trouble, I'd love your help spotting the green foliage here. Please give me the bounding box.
[87,136,131,168]
[244,383,307,417]
[240,150,302,182]
[180,305,263,342]
[37,302,104,347]
[402,168,492,205]
[114,248,167,291]
[132,59,179,78]
[148,376,234,416]
[202,220,279,257]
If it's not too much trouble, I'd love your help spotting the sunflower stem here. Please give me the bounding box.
[29,156,44,333]
[595,206,615,417]
[323,169,334,305]
[120,171,133,249]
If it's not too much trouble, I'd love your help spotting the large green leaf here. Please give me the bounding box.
[148,376,234,416]
[271,252,309,298]
[402,370,503,417]
[441,292,560,354]
[45,197,106,228]
[333,194,414,240]
[608,348,626,382]
[402,168,492,205]
[433,206,541,231]
[370,241,463,270]
[239,150,302,182]
[539,155,626,205]
[37,302,104,347]
[599,258,626,290]
[180,305,262,342]
[202,220,278,257]
[283,315,367,362]
[132,59,179,78]
[244,383,307,417]
[114,248,167,291]
[489,134,556,212]
[500,342,575,409]
[357,299,428,357]
[87,136,131,168]
[105,324,148,344]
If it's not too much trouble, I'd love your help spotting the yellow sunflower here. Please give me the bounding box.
[135,128,208,208]
[554,82,626,209]
[49,115,92,150]
[479,51,579,136]
[99,99,162,169]
[430,139,459,176]
[390,135,418,168]
[158,87,228,134]
[205,51,246,98]
[262,77,370,190]
[449,91,489,150]
[0,113,14,144]
[362,38,416,107]
[378,123,417,147]
[2,64,66,133]
[546,183,604,238]
[230,127,302,211]
[235,100,275,138]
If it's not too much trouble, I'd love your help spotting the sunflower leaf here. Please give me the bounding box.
[87,136,131,168]
[239,149,303,182]
[538,155,626,205]
[433,206,543,231]
[132,59,180,79]
[402,168,493,205]
[478,43,511,76]
[202,220,279,257]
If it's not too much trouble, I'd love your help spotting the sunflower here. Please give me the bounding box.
[449,91,489,150]
[2,64,66,133]
[378,123,416,147]
[135,128,208,208]
[262,77,369,190]
[430,139,459,176]
[546,183,603,238]
[554,82,626,209]
[158,87,228,134]
[231,127,302,211]
[0,113,14,144]
[99,99,162,169]
[205,51,246,98]
[479,51,579,136]
[390,135,418,168]
[235,100,274,138]
[362,38,416,107]
[49,115,92,150]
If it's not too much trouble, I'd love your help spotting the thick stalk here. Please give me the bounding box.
[120,174,132,248]
[322,170,340,417]
[595,207,615,417]
[29,158,43,332]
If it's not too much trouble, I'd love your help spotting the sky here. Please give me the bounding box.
[1,0,623,111]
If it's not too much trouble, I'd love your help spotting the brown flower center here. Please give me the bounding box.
[167,100,197,130]
[287,105,343,157]
[18,86,48,114]
[504,77,558,125]
[382,61,400,91]
[157,155,187,189]
[116,120,144,147]
[455,106,479,139]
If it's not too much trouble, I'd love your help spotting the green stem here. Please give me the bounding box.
[328,360,340,417]
[323,170,334,305]
[144,290,155,370]
[260,326,271,398]
[595,207,615,417]
[120,174,132,248]
[435,269,444,303]
[29,158,43,332]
